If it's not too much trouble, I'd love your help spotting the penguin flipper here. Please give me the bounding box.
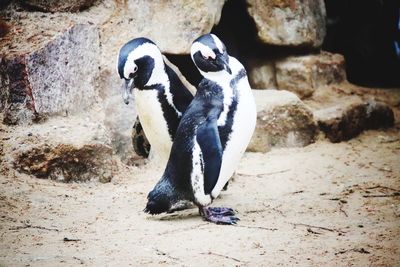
[196,118,223,195]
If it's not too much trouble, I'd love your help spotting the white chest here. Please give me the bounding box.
[134,89,172,162]
[211,77,257,198]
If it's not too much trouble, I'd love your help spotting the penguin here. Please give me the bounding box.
[117,37,193,162]
[144,34,256,224]
[191,34,257,197]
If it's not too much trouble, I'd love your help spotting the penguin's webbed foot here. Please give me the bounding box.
[200,207,239,225]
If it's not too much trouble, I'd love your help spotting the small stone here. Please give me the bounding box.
[246,0,326,48]
[365,100,395,130]
[9,116,114,183]
[275,52,347,99]
[248,90,318,153]
[314,98,395,143]
[247,59,277,89]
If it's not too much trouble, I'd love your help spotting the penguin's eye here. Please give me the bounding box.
[133,66,138,72]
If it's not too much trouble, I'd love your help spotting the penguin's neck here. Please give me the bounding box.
[198,68,235,127]
[200,69,232,89]
[145,56,169,88]
[144,58,183,117]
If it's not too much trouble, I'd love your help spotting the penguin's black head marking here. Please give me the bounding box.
[117,37,161,104]
[191,34,231,74]
[118,37,155,79]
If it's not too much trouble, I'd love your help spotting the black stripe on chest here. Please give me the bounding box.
[218,69,246,151]
[144,84,181,140]
[218,93,238,151]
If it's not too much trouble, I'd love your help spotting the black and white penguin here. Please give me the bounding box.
[191,34,257,197]
[117,37,193,162]
[144,34,256,224]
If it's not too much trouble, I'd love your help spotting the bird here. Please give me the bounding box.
[144,34,256,224]
[117,37,193,162]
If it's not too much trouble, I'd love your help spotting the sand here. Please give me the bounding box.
[0,127,399,266]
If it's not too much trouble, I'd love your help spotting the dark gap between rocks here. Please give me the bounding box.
[323,0,400,87]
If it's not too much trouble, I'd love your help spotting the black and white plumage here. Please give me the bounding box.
[117,38,193,161]
[145,34,256,224]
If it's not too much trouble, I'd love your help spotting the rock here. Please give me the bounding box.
[275,52,347,98]
[365,100,395,130]
[0,1,220,161]
[314,99,395,143]
[247,59,277,89]
[100,71,138,162]
[246,0,326,48]
[0,23,100,125]
[21,0,96,12]
[8,115,114,183]
[100,0,225,57]
[248,90,318,153]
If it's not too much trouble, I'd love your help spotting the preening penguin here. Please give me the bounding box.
[193,34,257,198]
[117,38,193,162]
[144,34,256,224]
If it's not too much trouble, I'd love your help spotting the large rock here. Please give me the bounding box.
[247,0,326,47]
[248,90,318,153]
[247,59,277,89]
[21,0,96,12]
[6,115,114,183]
[275,52,346,98]
[315,99,395,143]
[0,23,100,125]
[1,1,207,160]
[100,0,225,60]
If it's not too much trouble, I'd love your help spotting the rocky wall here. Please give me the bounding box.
[0,0,397,182]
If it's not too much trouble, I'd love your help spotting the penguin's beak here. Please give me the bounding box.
[217,56,232,74]
[123,78,134,105]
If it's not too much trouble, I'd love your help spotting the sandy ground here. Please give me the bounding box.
[0,128,399,267]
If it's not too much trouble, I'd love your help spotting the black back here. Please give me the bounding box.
[146,79,224,212]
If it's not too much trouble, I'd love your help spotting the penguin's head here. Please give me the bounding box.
[190,33,232,75]
[117,37,164,104]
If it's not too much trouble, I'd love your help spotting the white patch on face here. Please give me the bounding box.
[123,55,137,80]
[123,42,168,86]
[191,138,212,207]
[211,34,224,54]
[191,42,216,62]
